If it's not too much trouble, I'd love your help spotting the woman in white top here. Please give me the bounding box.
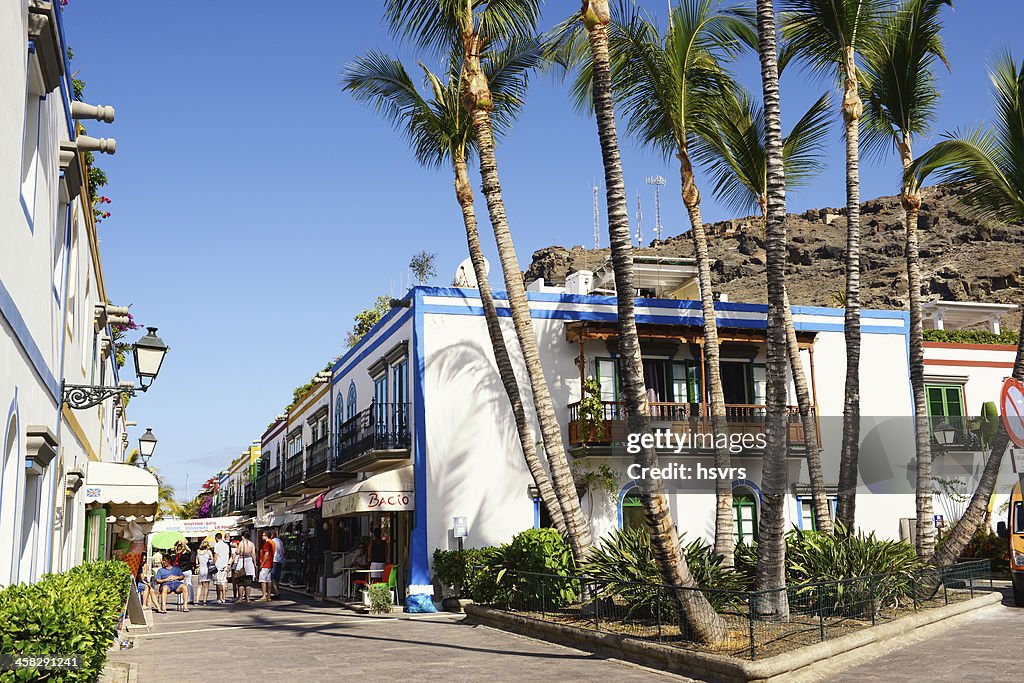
[196,540,213,605]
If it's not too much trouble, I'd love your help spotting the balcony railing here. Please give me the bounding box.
[243,482,254,508]
[338,402,411,466]
[567,400,811,447]
[267,466,281,494]
[284,452,305,489]
[254,471,268,501]
[306,435,331,477]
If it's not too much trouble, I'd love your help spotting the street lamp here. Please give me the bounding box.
[137,428,157,468]
[133,327,168,389]
[933,419,956,447]
[62,326,169,410]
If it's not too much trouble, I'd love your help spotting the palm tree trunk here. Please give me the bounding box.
[754,0,789,618]
[584,2,727,642]
[900,139,934,558]
[783,289,833,533]
[677,152,734,564]
[462,45,593,563]
[453,151,568,537]
[836,50,863,531]
[930,313,1024,567]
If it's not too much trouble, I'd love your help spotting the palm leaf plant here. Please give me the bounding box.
[383,0,593,563]
[861,0,953,559]
[342,46,568,537]
[781,0,886,531]
[906,52,1024,566]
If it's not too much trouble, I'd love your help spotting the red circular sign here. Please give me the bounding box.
[1000,377,1024,447]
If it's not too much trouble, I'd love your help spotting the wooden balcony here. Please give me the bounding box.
[567,400,814,452]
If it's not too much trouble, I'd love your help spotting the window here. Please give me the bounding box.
[52,202,68,299]
[311,424,318,443]
[336,391,344,433]
[347,382,357,420]
[392,360,408,433]
[374,374,388,434]
[620,487,646,531]
[21,91,41,221]
[926,383,967,440]
[596,358,618,402]
[733,493,758,545]
[1014,502,1024,535]
[799,497,837,531]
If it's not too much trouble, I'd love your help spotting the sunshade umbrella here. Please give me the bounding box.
[150,530,187,549]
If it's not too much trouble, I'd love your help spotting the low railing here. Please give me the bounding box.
[254,472,268,501]
[567,400,809,447]
[338,402,411,466]
[243,482,254,508]
[283,452,304,488]
[472,560,992,661]
[267,466,281,494]
[306,435,331,477]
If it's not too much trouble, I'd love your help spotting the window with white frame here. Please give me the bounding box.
[21,91,41,219]
[347,382,357,419]
[799,497,837,531]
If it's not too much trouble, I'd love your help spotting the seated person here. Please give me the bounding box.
[153,556,189,613]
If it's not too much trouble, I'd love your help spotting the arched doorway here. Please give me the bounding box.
[732,485,759,546]
[618,485,646,532]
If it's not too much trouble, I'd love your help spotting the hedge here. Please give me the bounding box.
[923,329,1019,345]
[0,560,132,682]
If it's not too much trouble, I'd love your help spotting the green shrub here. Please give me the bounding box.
[735,525,926,613]
[467,529,578,608]
[432,548,481,596]
[0,560,132,682]
[585,527,748,618]
[367,583,393,614]
[939,527,1008,573]
[923,329,1018,345]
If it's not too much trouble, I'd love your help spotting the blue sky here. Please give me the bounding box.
[62,1,1024,499]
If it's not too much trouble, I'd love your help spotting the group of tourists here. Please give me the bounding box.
[135,530,287,613]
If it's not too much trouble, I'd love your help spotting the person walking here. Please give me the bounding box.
[154,556,188,613]
[258,531,275,601]
[173,540,196,606]
[271,530,285,599]
[234,533,257,604]
[369,527,388,582]
[196,540,213,605]
[213,532,230,604]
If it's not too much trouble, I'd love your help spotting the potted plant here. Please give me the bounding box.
[367,583,393,614]
[578,377,607,442]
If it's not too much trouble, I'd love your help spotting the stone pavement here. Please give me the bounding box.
[108,590,690,682]
[828,586,1024,682]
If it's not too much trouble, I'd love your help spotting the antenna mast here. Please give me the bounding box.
[593,182,600,250]
[646,175,666,242]
[635,190,643,246]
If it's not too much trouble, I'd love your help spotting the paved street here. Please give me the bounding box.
[108,592,687,682]
[829,587,1024,682]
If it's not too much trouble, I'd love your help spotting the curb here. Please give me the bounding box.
[465,591,1002,682]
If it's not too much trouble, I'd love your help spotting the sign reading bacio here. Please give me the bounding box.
[323,491,415,518]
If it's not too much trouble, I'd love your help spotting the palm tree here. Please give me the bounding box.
[383,0,593,561]
[342,49,568,537]
[781,0,885,530]
[576,0,727,643]
[608,0,755,564]
[751,0,791,618]
[907,51,1024,567]
[861,0,952,559]
[695,85,834,535]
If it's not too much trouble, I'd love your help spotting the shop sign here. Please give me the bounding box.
[323,491,414,518]
[453,516,468,538]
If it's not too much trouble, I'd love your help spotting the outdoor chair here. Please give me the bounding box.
[354,563,395,595]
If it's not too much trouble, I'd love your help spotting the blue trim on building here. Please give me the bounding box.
[533,498,540,529]
[331,309,413,385]
[732,479,762,505]
[0,277,59,401]
[409,290,429,589]
[616,481,637,530]
[331,293,414,380]
[4,392,21,583]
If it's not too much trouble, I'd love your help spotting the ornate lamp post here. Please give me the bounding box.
[62,327,169,409]
[137,428,158,469]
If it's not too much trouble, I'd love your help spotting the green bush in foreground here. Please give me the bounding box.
[466,528,578,608]
[432,548,481,596]
[0,560,131,682]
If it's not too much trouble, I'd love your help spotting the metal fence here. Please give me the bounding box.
[475,559,992,660]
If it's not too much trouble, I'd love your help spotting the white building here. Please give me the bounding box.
[1,1,157,585]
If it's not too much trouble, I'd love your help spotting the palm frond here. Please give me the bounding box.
[907,51,1024,224]
[860,0,952,161]
[780,0,887,83]
[783,92,833,188]
[383,0,466,54]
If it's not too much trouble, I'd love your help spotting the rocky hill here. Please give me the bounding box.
[524,185,1024,328]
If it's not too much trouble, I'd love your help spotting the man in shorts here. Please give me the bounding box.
[258,530,275,601]
[271,530,285,598]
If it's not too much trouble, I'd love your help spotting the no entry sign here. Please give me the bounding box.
[1000,377,1024,447]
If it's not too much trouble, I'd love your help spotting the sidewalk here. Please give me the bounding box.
[109,590,689,682]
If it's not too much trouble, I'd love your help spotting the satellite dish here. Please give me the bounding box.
[453,257,489,288]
